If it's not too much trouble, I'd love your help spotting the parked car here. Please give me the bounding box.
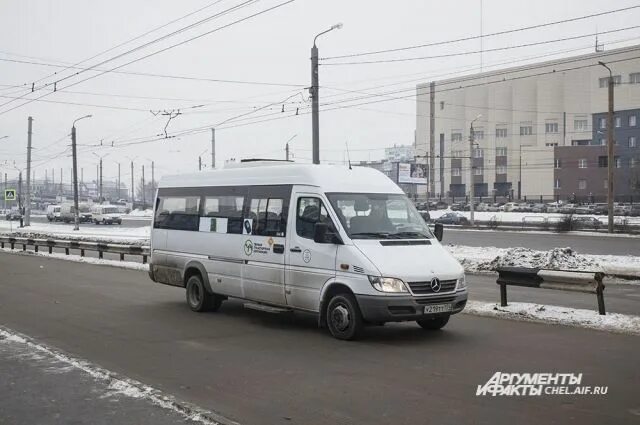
[629,205,640,217]
[435,212,469,225]
[450,202,465,211]
[5,210,22,221]
[559,203,577,214]
[531,203,547,213]
[572,217,601,230]
[501,202,519,212]
[419,211,431,222]
[91,205,122,225]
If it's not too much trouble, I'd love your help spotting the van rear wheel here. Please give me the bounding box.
[186,275,221,312]
[326,293,364,340]
[416,314,450,330]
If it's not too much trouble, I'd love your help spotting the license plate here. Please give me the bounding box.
[424,304,452,314]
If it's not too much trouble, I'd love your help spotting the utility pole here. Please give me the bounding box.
[99,158,103,202]
[311,24,342,165]
[130,160,134,204]
[3,173,7,212]
[285,142,290,161]
[211,128,215,169]
[18,171,23,227]
[151,161,155,197]
[25,116,33,226]
[469,115,482,227]
[117,162,121,200]
[60,168,63,195]
[71,115,91,229]
[142,164,146,209]
[199,156,202,171]
[599,61,615,233]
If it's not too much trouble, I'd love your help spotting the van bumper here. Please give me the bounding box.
[355,290,468,323]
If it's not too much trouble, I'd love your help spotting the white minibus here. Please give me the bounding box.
[149,162,467,340]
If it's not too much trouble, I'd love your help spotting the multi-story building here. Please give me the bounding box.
[416,44,640,201]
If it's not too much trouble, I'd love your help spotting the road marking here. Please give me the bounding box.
[0,326,239,425]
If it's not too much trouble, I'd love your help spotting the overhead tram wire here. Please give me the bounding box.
[0,57,305,88]
[28,0,227,86]
[321,25,640,65]
[321,4,640,60]
[64,52,640,153]
[319,34,640,102]
[0,0,262,110]
[0,0,297,118]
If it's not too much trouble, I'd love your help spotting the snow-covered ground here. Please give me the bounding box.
[464,301,640,335]
[124,209,153,219]
[429,208,640,226]
[0,220,149,244]
[446,245,640,278]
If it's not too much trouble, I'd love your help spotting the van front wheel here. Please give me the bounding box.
[417,314,450,330]
[186,275,221,312]
[326,293,364,340]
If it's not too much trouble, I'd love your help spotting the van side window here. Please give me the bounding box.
[204,196,244,234]
[248,197,285,236]
[296,197,331,239]
[154,196,200,231]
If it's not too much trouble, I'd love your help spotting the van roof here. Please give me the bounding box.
[158,164,403,194]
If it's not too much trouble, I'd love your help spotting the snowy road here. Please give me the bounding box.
[1,253,639,425]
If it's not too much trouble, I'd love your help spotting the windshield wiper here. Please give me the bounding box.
[350,232,394,239]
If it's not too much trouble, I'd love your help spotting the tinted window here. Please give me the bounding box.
[204,195,244,234]
[154,196,200,231]
[296,197,331,239]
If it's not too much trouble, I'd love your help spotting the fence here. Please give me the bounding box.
[0,236,149,263]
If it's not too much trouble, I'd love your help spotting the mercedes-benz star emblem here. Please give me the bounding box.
[430,277,441,293]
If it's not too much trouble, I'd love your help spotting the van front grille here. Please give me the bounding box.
[414,295,456,305]
[408,279,457,294]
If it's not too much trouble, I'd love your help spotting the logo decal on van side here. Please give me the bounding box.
[244,240,254,256]
[303,249,312,263]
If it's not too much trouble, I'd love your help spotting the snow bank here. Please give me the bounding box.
[429,208,640,226]
[446,245,640,278]
[0,327,224,425]
[0,221,149,244]
[463,301,640,335]
[125,209,153,218]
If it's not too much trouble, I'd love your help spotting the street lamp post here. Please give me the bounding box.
[285,134,297,160]
[598,61,615,233]
[469,114,482,226]
[311,23,342,165]
[71,114,92,230]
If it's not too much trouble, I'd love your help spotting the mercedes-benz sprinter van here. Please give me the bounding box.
[148,162,467,340]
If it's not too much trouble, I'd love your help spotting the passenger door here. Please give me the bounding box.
[241,186,290,306]
[285,194,338,312]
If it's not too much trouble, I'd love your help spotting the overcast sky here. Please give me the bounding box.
[1,0,640,184]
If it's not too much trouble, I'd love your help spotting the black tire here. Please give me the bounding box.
[185,274,222,312]
[416,314,450,330]
[326,293,364,340]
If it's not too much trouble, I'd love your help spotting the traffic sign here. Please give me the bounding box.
[4,189,16,201]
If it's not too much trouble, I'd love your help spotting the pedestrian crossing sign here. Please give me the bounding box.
[4,189,16,201]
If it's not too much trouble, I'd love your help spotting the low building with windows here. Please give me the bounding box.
[416,44,640,201]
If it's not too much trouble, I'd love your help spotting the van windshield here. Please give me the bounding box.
[326,193,432,239]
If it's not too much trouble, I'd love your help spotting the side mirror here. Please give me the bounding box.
[313,222,329,243]
[434,223,444,242]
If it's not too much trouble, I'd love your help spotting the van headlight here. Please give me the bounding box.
[456,275,467,290]
[368,276,408,293]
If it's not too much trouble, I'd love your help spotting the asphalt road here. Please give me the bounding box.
[1,253,639,425]
[441,228,640,255]
[0,332,203,425]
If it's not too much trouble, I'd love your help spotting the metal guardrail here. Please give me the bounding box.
[496,266,606,315]
[0,236,149,263]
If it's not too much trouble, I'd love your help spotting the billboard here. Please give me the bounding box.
[397,163,427,184]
